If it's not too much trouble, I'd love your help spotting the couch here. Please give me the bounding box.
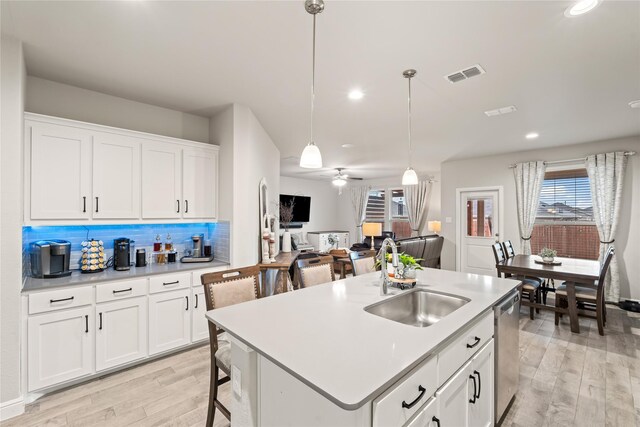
[351,231,396,251]
[396,235,444,269]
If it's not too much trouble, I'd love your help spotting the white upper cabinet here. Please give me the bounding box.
[93,134,141,219]
[141,141,182,219]
[182,147,218,219]
[29,122,92,220]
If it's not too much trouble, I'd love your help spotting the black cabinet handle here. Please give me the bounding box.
[432,416,441,427]
[185,296,189,311]
[83,196,86,213]
[401,385,426,409]
[95,197,99,213]
[163,281,179,286]
[474,370,481,399]
[50,296,74,304]
[195,294,198,309]
[85,315,89,333]
[466,336,481,348]
[177,200,180,213]
[469,375,477,403]
[99,312,103,330]
[113,288,133,294]
[185,200,189,213]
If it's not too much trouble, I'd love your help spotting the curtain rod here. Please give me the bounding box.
[508,151,636,169]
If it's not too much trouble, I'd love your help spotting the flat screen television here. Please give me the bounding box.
[279,194,311,223]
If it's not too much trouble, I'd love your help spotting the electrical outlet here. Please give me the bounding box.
[232,365,241,397]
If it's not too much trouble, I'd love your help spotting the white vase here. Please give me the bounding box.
[282,231,292,252]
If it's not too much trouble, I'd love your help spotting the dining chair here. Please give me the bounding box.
[502,240,546,301]
[200,265,261,426]
[349,250,377,276]
[329,248,352,276]
[296,255,335,287]
[492,242,541,320]
[555,247,614,335]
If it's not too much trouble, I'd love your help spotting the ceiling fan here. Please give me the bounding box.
[331,168,362,187]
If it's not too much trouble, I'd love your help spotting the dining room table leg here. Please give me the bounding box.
[566,282,580,333]
[340,262,346,279]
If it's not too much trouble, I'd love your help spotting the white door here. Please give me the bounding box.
[148,289,191,355]
[93,134,141,219]
[191,288,210,342]
[28,306,94,391]
[182,147,217,219]
[406,396,439,427]
[436,360,471,427]
[96,297,148,371]
[29,123,92,220]
[468,341,494,427]
[459,189,501,275]
[141,141,182,219]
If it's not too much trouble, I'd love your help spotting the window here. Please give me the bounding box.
[365,189,385,223]
[531,168,599,260]
[390,189,411,239]
[466,197,494,237]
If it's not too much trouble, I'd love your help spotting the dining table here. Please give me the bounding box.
[497,255,601,333]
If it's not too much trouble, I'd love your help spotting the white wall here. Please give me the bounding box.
[337,173,442,244]
[280,176,346,240]
[441,136,640,300]
[25,76,210,143]
[0,35,25,414]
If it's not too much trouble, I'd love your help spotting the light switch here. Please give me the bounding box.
[445,217,453,223]
[232,365,242,397]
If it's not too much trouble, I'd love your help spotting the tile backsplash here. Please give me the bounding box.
[23,221,230,277]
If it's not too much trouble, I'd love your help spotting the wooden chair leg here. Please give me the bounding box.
[529,291,535,320]
[535,289,541,313]
[596,301,605,336]
[206,364,219,427]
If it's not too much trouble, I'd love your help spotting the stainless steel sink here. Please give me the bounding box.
[364,289,470,327]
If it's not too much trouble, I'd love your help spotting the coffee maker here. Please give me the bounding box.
[180,234,214,263]
[113,238,131,271]
[30,240,72,278]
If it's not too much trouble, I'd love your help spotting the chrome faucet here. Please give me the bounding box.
[379,237,399,296]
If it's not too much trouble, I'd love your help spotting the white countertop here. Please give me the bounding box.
[206,268,519,410]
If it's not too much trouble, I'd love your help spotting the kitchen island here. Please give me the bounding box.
[206,268,519,427]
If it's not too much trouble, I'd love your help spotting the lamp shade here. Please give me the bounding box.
[362,222,382,237]
[402,167,418,185]
[300,143,323,168]
[428,220,442,234]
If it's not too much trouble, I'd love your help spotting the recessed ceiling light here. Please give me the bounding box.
[629,100,640,109]
[564,0,601,17]
[341,143,356,148]
[525,132,539,140]
[348,89,364,100]
[484,105,517,117]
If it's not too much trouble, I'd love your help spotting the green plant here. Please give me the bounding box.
[539,247,557,258]
[375,252,423,270]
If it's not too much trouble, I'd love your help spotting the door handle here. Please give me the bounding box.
[85,315,89,333]
[83,196,86,213]
[432,416,441,427]
[469,374,477,403]
[99,312,103,330]
[195,294,198,309]
[185,200,189,213]
[473,370,481,399]
[50,296,74,304]
[177,199,180,213]
[113,288,133,294]
[163,281,179,286]
[95,197,99,213]
[466,336,481,348]
[185,296,189,311]
[401,385,426,409]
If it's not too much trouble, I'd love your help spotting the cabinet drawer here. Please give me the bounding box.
[372,356,437,427]
[191,266,229,287]
[29,286,94,315]
[437,311,493,387]
[149,272,191,294]
[96,278,148,303]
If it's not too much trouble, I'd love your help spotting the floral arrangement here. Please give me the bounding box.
[375,252,423,270]
[539,247,557,259]
[279,198,295,231]
[327,233,339,248]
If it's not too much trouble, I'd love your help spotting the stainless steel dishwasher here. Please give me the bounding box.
[494,291,520,425]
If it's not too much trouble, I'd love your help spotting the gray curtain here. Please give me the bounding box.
[404,181,432,237]
[350,186,370,242]
[513,161,546,254]
[586,152,627,302]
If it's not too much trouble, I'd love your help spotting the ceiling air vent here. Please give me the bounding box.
[445,64,486,84]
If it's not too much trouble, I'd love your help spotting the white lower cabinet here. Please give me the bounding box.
[436,359,472,427]
[28,306,94,391]
[191,288,209,342]
[468,341,494,427]
[406,397,439,427]
[148,289,191,355]
[96,296,148,371]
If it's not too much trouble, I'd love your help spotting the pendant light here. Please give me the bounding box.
[299,0,324,169]
[401,69,418,185]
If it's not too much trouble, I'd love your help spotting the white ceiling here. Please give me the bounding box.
[2,1,639,180]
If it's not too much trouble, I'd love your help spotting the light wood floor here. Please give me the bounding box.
[4,303,640,427]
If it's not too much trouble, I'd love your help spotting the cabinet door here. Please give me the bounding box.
[28,306,94,391]
[96,297,147,371]
[182,147,217,219]
[93,134,141,219]
[468,341,494,427]
[141,142,182,219]
[406,397,439,427]
[191,288,209,342]
[148,289,190,355]
[436,360,471,427]
[29,123,92,220]
[338,233,349,248]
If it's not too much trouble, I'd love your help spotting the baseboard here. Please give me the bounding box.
[0,396,25,421]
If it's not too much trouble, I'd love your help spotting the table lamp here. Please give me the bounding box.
[428,221,442,235]
[362,222,382,248]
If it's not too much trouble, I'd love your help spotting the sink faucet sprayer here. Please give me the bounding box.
[379,238,399,296]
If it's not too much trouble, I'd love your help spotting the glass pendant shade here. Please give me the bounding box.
[402,167,419,185]
[332,177,347,187]
[300,143,323,168]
